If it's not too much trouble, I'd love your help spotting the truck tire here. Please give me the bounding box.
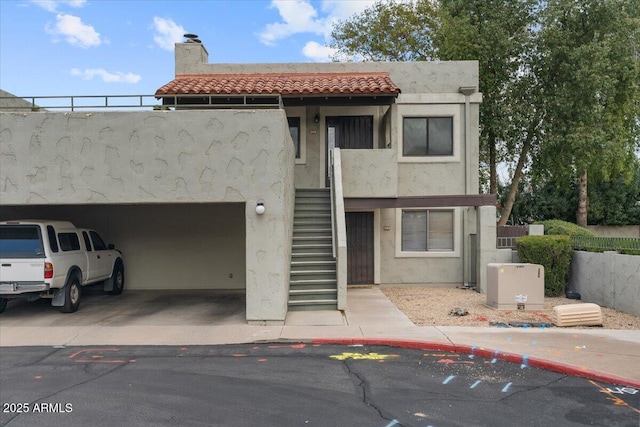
[0,298,7,313]
[60,275,81,313]
[108,261,125,295]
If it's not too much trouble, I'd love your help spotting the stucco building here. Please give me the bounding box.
[0,40,499,324]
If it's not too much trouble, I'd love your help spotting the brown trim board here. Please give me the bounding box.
[344,194,496,210]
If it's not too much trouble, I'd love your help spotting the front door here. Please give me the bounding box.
[326,116,373,186]
[346,212,374,285]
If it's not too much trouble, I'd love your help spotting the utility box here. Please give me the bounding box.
[486,263,544,310]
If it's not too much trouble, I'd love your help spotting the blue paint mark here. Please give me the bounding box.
[541,324,546,330]
[469,346,477,359]
[531,340,538,346]
[521,355,529,369]
[470,380,482,389]
[384,420,399,427]
[491,358,497,363]
[502,382,513,392]
[506,337,512,342]
[443,375,456,384]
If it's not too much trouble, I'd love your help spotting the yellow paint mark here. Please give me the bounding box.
[330,352,399,361]
[589,380,640,415]
[548,350,564,356]
[92,355,103,359]
[232,354,247,357]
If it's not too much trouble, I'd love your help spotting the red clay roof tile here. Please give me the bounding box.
[155,72,400,96]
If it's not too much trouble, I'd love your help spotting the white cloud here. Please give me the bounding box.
[71,68,141,84]
[302,41,336,62]
[152,17,185,51]
[258,0,328,46]
[45,13,101,48]
[28,0,87,12]
[258,0,377,61]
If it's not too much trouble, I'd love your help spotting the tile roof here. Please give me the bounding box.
[155,73,400,97]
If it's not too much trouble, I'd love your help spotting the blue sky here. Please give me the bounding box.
[0,0,377,97]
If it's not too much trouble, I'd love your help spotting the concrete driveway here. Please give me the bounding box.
[0,287,247,327]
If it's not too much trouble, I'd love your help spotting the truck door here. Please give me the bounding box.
[89,231,113,280]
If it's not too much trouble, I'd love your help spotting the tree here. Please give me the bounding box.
[536,0,640,226]
[329,0,439,61]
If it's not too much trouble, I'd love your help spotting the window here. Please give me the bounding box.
[90,231,107,251]
[82,231,92,251]
[403,117,453,156]
[58,233,81,252]
[0,225,44,258]
[47,226,59,253]
[401,210,454,251]
[288,117,301,159]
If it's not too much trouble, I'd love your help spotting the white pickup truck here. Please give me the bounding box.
[0,220,124,313]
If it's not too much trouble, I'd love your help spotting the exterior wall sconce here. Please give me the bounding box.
[314,114,320,123]
[256,202,266,215]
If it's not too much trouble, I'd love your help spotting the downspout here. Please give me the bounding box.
[459,86,477,287]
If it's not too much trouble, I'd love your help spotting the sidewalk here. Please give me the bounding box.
[1,287,638,387]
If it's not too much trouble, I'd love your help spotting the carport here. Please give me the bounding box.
[0,203,246,291]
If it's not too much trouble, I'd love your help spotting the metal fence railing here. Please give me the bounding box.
[0,94,284,112]
[572,236,640,252]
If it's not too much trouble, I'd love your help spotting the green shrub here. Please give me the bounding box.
[516,235,573,297]
[537,219,597,237]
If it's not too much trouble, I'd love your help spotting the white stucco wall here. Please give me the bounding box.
[0,109,295,322]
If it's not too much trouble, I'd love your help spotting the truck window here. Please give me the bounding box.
[0,225,45,258]
[82,231,93,252]
[58,233,81,252]
[89,231,107,251]
[47,225,59,253]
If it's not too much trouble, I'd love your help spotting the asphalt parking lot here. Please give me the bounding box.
[1,344,638,427]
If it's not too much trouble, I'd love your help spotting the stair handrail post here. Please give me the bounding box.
[331,148,348,310]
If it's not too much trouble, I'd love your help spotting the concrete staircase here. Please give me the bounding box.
[288,188,338,311]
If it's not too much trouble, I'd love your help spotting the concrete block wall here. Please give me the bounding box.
[569,251,640,317]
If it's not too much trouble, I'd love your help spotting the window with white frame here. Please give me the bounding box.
[403,117,453,156]
[401,209,454,252]
[287,117,301,159]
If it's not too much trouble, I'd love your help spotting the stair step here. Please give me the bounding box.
[291,260,335,266]
[288,299,337,306]
[290,278,336,285]
[291,269,336,275]
[289,288,337,294]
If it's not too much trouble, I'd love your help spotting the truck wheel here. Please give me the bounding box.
[108,262,125,295]
[0,298,7,313]
[61,275,81,313]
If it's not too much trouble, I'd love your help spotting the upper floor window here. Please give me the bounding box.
[288,117,301,159]
[403,117,453,156]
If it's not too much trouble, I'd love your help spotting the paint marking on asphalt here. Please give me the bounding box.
[521,355,529,369]
[502,382,513,393]
[469,346,477,359]
[384,420,399,427]
[470,380,482,389]
[443,375,456,385]
[589,380,640,414]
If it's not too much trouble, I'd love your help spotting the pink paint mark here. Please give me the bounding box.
[258,358,267,362]
[268,343,306,349]
[68,348,120,359]
[473,316,488,322]
[34,376,42,379]
[180,347,187,351]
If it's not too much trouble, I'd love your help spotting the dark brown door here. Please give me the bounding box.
[346,212,374,284]
[326,116,373,186]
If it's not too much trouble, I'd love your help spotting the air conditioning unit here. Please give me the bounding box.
[553,303,603,327]
[486,263,544,310]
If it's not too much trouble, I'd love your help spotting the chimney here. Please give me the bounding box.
[175,33,209,75]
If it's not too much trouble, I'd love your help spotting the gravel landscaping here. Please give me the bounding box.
[380,286,640,330]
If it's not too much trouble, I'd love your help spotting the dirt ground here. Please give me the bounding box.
[380,286,640,330]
